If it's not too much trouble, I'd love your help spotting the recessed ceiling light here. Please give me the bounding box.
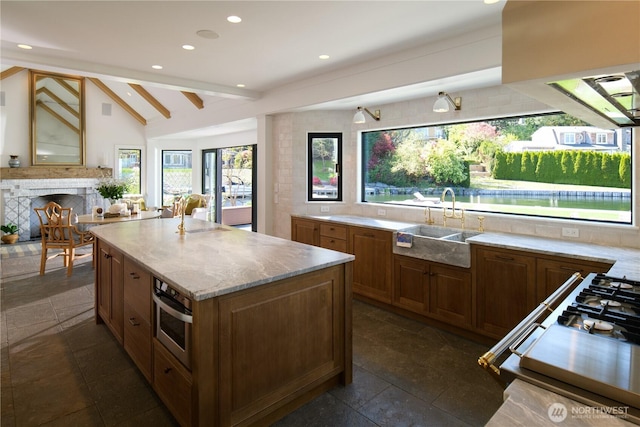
[182,44,195,50]
[196,29,220,40]
[319,54,330,60]
[236,84,245,88]
[484,0,500,4]
[152,65,163,70]
[227,15,242,23]
[17,44,32,50]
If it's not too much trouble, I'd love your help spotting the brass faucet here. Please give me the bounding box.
[441,187,464,228]
[425,207,435,225]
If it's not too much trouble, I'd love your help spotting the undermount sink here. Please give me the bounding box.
[393,226,481,268]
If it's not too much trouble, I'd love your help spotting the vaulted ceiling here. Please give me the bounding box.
[1,1,504,136]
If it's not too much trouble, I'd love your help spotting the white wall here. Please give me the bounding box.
[270,85,640,250]
[0,70,147,169]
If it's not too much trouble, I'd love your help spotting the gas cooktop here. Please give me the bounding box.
[558,274,640,345]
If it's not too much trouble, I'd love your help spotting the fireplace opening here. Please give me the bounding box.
[30,194,87,239]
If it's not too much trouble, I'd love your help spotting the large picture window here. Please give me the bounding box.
[361,113,632,224]
[308,133,342,202]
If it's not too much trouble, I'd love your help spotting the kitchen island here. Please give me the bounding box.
[91,218,354,427]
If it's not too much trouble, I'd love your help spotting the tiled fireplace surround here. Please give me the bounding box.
[1,178,100,242]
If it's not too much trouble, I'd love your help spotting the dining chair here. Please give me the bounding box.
[34,201,94,276]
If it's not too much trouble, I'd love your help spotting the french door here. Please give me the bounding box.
[202,145,256,231]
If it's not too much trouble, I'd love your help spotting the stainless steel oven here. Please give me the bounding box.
[153,278,192,369]
[479,272,640,424]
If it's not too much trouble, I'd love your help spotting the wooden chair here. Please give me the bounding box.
[34,201,94,277]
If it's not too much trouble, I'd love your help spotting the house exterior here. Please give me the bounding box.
[505,126,622,153]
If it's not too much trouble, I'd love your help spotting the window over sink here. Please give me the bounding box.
[360,112,632,224]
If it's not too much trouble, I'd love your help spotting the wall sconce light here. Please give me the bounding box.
[433,92,462,113]
[353,106,381,123]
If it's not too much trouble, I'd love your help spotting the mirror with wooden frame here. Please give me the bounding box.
[29,70,85,165]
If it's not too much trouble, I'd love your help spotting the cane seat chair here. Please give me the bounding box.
[34,201,94,277]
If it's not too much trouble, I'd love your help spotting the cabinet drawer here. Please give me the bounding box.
[123,257,151,324]
[320,235,348,252]
[154,340,193,427]
[320,223,347,240]
[124,303,152,382]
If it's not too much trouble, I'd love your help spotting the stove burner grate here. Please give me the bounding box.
[558,304,640,345]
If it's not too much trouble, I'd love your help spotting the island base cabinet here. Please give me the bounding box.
[96,240,124,344]
[123,303,152,381]
[154,339,193,427]
[214,265,347,426]
[123,257,152,381]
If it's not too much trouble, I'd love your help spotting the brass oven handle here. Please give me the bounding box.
[478,272,582,375]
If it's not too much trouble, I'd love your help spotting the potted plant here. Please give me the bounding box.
[1,223,19,244]
[96,178,130,205]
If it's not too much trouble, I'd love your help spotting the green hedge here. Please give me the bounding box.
[492,150,631,189]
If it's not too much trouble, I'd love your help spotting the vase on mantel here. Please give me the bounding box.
[8,155,20,168]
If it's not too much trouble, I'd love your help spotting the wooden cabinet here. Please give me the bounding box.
[474,246,536,339]
[123,257,153,381]
[291,217,319,246]
[393,255,472,327]
[319,223,348,252]
[393,255,429,314]
[536,256,612,301]
[96,240,124,344]
[350,226,393,303]
[154,339,193,427]
[429,263,472,327]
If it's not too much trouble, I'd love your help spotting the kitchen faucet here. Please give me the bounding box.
[441,187,464,228]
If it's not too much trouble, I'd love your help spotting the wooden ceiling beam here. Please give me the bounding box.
[88,78,147,126]
[181,91,204,109]
[0,66,25,80]
[129,83,171,119]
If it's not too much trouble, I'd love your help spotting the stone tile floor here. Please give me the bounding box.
[1,242,504,426]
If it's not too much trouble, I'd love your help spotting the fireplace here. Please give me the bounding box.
[30,194,86,238]
[1,178,101,242]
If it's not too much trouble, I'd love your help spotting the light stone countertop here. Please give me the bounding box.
[297,214,640,282]
[487,380,636,426]
[90,218,354,301]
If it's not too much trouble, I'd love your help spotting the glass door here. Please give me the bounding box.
[202,145,256,231]
[202,149,221,223]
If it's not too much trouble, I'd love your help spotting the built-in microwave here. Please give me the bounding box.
[152,278,192,369]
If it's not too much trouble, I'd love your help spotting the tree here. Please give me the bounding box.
[448,122,497,160]
[312,138,335,172]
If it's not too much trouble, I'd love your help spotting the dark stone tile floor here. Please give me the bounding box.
[1,243,504,426]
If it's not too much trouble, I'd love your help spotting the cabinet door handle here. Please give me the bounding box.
[129,272,140,279]
[330,239,335,243]
[103,253,111,259]
[329,227,335,231]
[164,367,172,374]
[495,255,514,261]
[129,317,140,326]
[560,266,583,272]
[364,233,375,238]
